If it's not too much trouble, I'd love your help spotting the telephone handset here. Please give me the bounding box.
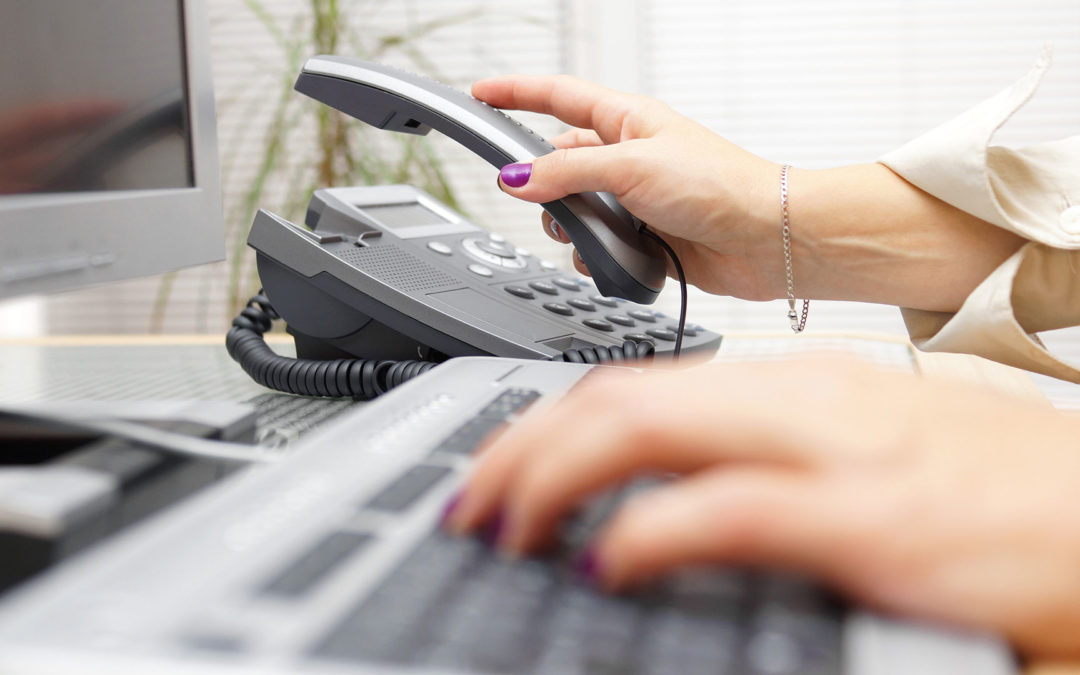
[293,55,667,305]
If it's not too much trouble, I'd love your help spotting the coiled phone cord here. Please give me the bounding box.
[226,291,671,400]
[226,293,438,400]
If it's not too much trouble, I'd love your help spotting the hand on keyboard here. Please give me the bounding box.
[444,356,1080,659]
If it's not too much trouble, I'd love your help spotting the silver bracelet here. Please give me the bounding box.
[780,164,809,333]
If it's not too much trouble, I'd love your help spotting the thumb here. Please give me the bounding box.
[585,469,852,592]
[498,144,635,203]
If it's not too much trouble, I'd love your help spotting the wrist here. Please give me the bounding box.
[786,163,1024,311]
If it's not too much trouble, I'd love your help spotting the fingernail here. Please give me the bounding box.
[548,219,565,240]
[574,546,602,583]
[440,492,463,527]
[499,162,532,188]
[483,510,506,544]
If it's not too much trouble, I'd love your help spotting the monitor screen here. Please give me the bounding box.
[0,0,223,302]
[0,1,192,195]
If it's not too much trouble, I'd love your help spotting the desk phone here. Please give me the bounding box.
[246,185,720,367]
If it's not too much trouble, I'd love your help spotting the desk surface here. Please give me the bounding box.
[0,333,1072,674]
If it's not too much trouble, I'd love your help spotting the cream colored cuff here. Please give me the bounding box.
[880,46,1080,250]
[883,47,1080,380]
[902,244,1080,383]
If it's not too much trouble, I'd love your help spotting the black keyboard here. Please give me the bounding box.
[308,475,843,674]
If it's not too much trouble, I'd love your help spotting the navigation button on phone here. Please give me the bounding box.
[467,263,494,278]
[426,241,452,256]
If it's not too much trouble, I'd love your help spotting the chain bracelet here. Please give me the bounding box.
[780,164,809,333]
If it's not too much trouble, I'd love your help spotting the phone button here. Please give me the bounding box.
[590,295,618,308]
[628,310,657,323]
[552,277,583,291]
[667,323,697,337]
[646,328,678,342]
[582,319,614,332]
[624,333,654,344]
[539,260,557,271]
[528,281,559,296]
[567,299,597,312]
[467,263,494,278]
[542,302,575,316]
[475,240,515,258]
[606,314,636,327]
[426,241,453,256]
[504,285,535,299]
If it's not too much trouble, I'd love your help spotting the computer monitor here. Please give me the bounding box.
[0,0,223,301]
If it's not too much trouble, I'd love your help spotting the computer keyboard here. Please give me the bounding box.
[310,490,843,675]
[0,357,1015,675]
[245,392,359,449]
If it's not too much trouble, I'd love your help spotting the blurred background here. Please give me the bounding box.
[2,0,1078,345]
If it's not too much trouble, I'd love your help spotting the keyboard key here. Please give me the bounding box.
[590,295,618,308]
[362,464,453,513]
[477,388,541,419]
[260,531,371,598]
[434,416,507,455]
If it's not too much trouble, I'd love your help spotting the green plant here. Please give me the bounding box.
[151,0,481,330]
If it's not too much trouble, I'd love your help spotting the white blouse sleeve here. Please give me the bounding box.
[878,48,1080,382]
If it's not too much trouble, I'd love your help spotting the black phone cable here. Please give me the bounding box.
[226,292,438,400]
[641,226,687,360]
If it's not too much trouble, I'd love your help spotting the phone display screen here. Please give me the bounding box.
[360,202,450,233]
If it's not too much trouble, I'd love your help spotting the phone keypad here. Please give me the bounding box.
[410,225,719,358]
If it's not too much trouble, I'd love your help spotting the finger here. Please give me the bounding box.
[498,143,642,203]
[549,128,604,149]
[472,74,659,144]
[571,249,591,277]
[588,468,846,591]
[540,212,571,244]
[449,366,820,555]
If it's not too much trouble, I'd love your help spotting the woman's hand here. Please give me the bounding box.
[472,75,1023,312]
[444,357,1080,658]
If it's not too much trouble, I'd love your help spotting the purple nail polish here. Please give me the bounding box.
[500,163,532,188]
[574,547,601,582]
[484,510,506,544]
[439,493,463,526]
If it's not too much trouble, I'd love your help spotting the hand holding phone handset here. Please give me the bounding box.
[293,56,668,306]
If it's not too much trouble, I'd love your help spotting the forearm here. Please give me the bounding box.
[788,162,1025,312]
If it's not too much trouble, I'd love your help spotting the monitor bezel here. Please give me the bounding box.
[0,0,224,301]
